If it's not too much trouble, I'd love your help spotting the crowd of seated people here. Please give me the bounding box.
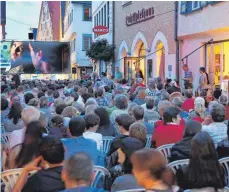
[1,74,229,192]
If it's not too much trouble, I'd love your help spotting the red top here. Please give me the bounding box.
[152,123,184,148]
[181,98,195,112]
[155,118,186,130]
[225,105,229,120]
[192,116,204,123]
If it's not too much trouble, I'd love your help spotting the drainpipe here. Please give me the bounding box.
[174,1,179,81]
[112,1,115,78]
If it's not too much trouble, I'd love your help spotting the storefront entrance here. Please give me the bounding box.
[206,41,229,86]
[124,56,145,81]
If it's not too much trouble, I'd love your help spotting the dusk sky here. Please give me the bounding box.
[5,1,41,40]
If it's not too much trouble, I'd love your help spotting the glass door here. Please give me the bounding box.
[206,43,224,85]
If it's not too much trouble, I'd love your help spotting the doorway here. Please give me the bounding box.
[206,41,229,85]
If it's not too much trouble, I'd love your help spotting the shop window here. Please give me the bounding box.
[82,34,92,51]
[83,6,92,21]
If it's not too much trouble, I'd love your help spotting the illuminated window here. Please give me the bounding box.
[83,6,92,21]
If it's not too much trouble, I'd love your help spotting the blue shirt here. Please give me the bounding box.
[184,70,192,80]
[61,136,99,164]
[144,122,155,135]
[60,187,106,192]
[115,72,123,80]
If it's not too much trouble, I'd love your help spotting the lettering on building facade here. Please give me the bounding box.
[126,7,154,26]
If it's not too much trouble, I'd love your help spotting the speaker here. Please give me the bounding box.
[28,33,33,40]
[72,67,76,74]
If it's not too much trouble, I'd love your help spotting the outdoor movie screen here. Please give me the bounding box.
[0,41,70,74]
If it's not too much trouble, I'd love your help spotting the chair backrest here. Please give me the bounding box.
[156,143,174,162]
[167,159,190,174]
[219,157,229,187]
[1,168,36,192]
[91,166,110,188]
[102,136,114,154]
[116,189,145,192]
[184,187,229,192]
[145,134,152,148]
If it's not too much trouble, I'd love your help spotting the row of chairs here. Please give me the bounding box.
[2,157,228,192]
[1,165,110,192]
[1,133,153,154]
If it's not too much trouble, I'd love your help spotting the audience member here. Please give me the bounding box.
[61,153,106,192]
[6,121,42,170]
[4,102,24,132]
[131,148,179,191]
[176,131,225,190]
[107,114,135,156]
[181,89,194,112]
[152,106,183,148]
[129,122,147,144]
[12,136,65,192]
[170,120,202,162]
[132,105,154,134]
[49,115,69,138]
[61,117,99,164]
[111,137,145,192]
[94,107,115,136]
[143,97,160,123]
[83,113,102,150]
[9,106,40,149]
[202,103,227,147]
[217,120,229,159]
[1,97,9,124]
[188,97,207,123]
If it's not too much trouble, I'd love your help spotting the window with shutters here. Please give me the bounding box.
[82,34,92,51]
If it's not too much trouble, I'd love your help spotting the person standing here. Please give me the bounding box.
[115,67,123,81]
[135,68,144,79]
[198,67,208,92]
[182,64,193,89]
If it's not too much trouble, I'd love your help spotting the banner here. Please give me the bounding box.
[0,41,70,74]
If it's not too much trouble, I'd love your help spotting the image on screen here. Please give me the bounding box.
[0,41,70,74]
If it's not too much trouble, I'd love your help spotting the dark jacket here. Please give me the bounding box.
[217,138,229,159]
[169,137,192,162]
[107,135,129,156]
[96,123,115,137]
[22,166,65,192]
[167,86,181,94]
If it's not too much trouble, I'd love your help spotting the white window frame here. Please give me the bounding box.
[192,1,200,10]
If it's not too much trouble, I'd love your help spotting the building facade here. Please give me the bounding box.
[92,1,114,75]
[178,1,229,89]
[37,1,61,41]
[63,1,92,79]
[114,1,176,83]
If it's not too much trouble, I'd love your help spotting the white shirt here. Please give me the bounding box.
[78,95,85,108]
[83,131,102,150]
[202,122,227,147]
[9,127,26,149]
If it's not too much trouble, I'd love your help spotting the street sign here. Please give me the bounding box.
[93,25,109,35]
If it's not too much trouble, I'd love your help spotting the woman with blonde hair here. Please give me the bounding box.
[188,97,207,123]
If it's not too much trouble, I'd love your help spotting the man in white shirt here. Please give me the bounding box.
[9,106,40,149]
[202,103,227,147]
[83,113,102,150]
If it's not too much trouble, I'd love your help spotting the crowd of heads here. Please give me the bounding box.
[1,74,229,191]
